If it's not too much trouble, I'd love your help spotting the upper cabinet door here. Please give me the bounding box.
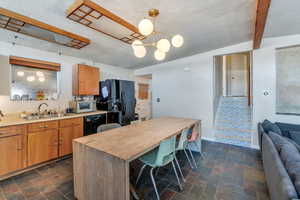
[73,64,100,96]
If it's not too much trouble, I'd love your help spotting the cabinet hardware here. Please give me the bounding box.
[44,125,49,128]
[39,125,44,128]
[17,144,23,151]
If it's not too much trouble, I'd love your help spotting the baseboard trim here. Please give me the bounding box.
[202,136,260,150]
[202,136,215,142]
[251,144,260,150]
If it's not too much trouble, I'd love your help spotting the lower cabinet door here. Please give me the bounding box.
[0,135,23,176]
[28,130,58,166]
[59,125,83,157]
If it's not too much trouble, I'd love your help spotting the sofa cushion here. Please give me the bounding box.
[280,142,300,166]
[295,177,300,196]
[262,120,282,135]
[276,122,300,138]
[268,132,289,152]
[285,137,300,152]
[280,142,300,196]
[289,131,300,146]
[262,134,299,200]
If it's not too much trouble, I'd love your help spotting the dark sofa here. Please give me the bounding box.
[258,120,300,200]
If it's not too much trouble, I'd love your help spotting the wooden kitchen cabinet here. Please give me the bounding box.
[73,64,100,96]
[59,118,83,156]
[27,121,59,166]
[0,125,26,176]
[0,117,85,178]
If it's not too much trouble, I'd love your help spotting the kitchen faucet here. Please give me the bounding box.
[38,103,48,115]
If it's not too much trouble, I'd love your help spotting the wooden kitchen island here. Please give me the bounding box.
[73,117,201,200]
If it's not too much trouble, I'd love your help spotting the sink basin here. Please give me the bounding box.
[24,114,64,121]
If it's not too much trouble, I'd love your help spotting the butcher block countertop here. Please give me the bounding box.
[74,117,200,161]
[0,111,107,127]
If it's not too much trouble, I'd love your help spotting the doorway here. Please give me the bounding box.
[134,75,152,121]
[213,52,254,148]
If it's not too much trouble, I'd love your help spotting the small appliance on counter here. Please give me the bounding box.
[70,96,96,113]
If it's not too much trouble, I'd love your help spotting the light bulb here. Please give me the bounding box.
[172,34,184,48]
[36,71,44,77]
[138,19,154,36]
[157,39,171,53]
[134,46,146,58]
[39,77,45,82]
[131,40,143,50]
[27,76,35,82]
[154,49,166,61]
[17,71,24,77]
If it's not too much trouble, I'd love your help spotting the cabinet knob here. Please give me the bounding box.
[17,144,24,151]
[44,125,49,128]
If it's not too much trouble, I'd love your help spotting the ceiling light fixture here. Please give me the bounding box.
[132,9,184,61]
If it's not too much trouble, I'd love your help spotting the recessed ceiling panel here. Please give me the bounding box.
[0,7,90,49]
[66,0,145,44]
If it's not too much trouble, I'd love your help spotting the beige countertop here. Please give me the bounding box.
[0,111,108,127]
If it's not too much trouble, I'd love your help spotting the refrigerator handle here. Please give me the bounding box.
[121,92,126,113]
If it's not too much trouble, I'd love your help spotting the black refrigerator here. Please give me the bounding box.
[96,79,136,125]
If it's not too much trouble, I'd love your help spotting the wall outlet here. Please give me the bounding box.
[156,98,160,102]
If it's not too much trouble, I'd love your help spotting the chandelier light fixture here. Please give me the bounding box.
[132,9,184,61]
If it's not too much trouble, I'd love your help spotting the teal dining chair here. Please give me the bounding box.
[187,127,204,168]
[176,128,197,170]
[135,136,183,200]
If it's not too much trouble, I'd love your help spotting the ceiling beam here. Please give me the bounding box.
[253,0,271,49]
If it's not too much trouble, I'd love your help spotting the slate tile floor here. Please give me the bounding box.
[0,140,269,200]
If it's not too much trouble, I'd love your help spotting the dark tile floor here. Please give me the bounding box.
[0,140,270,200]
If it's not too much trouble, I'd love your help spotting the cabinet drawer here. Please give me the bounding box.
[28,121,58,133]
[59,117,83,128]
[45,121,59,129]
[0,125,26,137]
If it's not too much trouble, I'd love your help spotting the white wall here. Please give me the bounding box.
[0,41,134,113]
[227,54,248,96]
[135,42,253,141]
[135,34,300,148]
[252,35,300,126]
[213,56,223,124]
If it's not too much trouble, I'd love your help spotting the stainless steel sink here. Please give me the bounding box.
[24,113,63,121]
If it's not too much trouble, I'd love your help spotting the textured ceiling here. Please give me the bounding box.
[264,0,300,38]
[0,0,298,68]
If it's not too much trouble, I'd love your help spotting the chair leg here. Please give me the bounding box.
[150,167,160,200]
[188,144,198,168]
[136,164,147,186]
[155,167,160,177]
[171,161,183,191]
[130,184,140,200]
[183,148,194,169]
[194,141,204,159]
[174,155,186,182]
